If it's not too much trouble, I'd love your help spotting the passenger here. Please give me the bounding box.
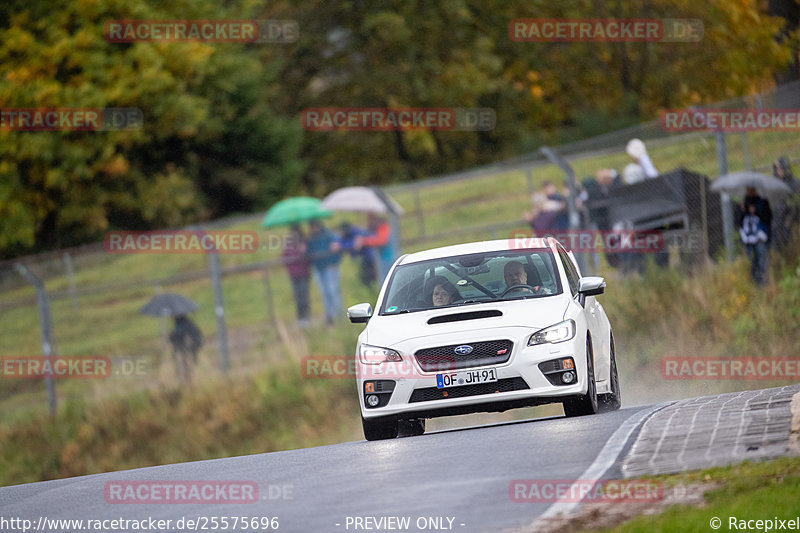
[425,276,460,307]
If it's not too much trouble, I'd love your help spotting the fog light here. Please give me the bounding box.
[561,371,575,384]
[366,394,380,407]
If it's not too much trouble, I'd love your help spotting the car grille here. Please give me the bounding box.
[408,377,530,403]
[415,339,513,371]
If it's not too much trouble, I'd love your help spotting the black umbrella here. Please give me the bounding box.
[140,293,198,316]
[711,171,793,200]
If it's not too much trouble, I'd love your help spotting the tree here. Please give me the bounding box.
[266,0,793,191]
[0,0,303,255]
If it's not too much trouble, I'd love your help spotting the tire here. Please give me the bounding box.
[563,336,599,417]
[598,334,621,412]
[362,416,399,441]
[398,418,426,437]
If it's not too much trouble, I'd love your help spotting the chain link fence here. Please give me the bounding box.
[2,81,799,416]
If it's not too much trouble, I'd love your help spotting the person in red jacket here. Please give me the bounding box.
[355,213,396,281]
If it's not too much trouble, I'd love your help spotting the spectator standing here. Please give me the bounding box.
[307,219,342,325]
[740,186,773,241]
[169,315,203,383]
[338,221,377,287]
[623,138,658,184]
[282,224,311,327]
[580,168,623,268]
[524,192,560,232]
[740,202,770,285]
[580,169,621,230]
[772,157,800,249]
[542,180,569,230]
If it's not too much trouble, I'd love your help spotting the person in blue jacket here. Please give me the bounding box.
[337,221,377,287]
[307,219,342,325]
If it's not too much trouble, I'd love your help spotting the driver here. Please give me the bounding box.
[503,261,540,296]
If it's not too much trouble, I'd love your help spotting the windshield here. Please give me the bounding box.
[380,248,562,315]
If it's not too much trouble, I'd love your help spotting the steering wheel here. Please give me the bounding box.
[500,284,540,298]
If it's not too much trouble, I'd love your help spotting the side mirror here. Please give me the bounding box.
[578,276,605,296]
[347,303,373,324]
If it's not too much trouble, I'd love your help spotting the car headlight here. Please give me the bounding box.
[528,319,576,346]
[359,344,403,365]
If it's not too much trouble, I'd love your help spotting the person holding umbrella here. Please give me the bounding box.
[712,171,794,285]
[169,315,203,383]
[262,197,334,326]
[321,186,403,283]
[139,293,202,383]
[739,186,772,285]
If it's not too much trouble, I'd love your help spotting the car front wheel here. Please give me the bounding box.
[563,336,599,417]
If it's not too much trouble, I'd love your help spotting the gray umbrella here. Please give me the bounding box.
[711,171,793,199]
[140,293,198,316]
[321,186,404,214]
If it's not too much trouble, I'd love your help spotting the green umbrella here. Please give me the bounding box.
[261,197,333,228]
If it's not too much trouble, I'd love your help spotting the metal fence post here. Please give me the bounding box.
[208,252,230,373]
[539,146,588,274]
[715,131,735,262]
[14,263,56,416]
[740,132,751,170]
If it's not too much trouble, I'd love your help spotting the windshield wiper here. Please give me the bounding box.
[393,307,427,314]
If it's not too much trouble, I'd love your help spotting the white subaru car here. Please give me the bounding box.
[347,237,621,441]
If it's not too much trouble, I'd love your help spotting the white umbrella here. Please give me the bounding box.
[711,171,793,200]
[321,186,404,214]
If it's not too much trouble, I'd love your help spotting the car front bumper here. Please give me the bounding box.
[358,329,587,420]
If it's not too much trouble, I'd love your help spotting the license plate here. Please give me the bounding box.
[436,368,498,388]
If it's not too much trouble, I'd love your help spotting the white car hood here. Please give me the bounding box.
[364,296,570,348]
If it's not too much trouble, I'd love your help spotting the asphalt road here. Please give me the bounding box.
[0,405,661,533]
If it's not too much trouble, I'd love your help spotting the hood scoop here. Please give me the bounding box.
[427,309,503,325]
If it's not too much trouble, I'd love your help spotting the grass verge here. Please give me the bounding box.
[591,457,800,533]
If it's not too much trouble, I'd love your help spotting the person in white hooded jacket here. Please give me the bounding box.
[623,138,659,184]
